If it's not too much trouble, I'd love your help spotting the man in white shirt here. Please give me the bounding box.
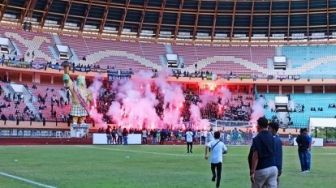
[142,129,147,144]
[207,128,214,143]
[186,128,194,153]
[205,131,228,188]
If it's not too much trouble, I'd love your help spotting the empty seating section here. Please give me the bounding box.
[3,26,336,77]
[60,35,89,62]
[78,37,162,71]
[173,45,274,74]
[138,42,166,66]
[0,26,280,74]
[303,61,336,77]
[203,61,254,75]
[282,45,336,76]
[172,45,199,66]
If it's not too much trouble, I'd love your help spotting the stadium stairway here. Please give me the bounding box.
[22,87,41,121]
[164,44,174,54]
[4,32,52,62]
[48,46,58,60]
[10,41,21,56]
[1,83,11,96]
[70,48,79,63]
[52,33,62,45]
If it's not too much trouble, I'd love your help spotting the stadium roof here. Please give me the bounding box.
[1,0,335,44]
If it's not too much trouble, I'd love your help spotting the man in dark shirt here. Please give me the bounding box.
[248,117,277,188]
[296,128,312,172]
[106,126,112,144]
[269,122,283,186]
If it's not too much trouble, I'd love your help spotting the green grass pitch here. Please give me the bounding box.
[0,145,335,188]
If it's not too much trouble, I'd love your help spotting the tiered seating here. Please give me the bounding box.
[172,45,199,67]
[59,36,165,71]
[262,93,336,128]
[28,84,71,121]
[0,82,29,120]
[0,25,275,75]
[282,45,336,77]
[4,30,53,62]
[260,93,275,118]
[173,45,274,75]
[5,25,336,77]
[60,35,88,62]
[289,94,336,126]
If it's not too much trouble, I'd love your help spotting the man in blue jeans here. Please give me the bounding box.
[296,128,312,172]
[269,122,283,186]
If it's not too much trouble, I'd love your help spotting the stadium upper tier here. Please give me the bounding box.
[281,45,336,77]
[3,27,336,77]
[1,0,336,44]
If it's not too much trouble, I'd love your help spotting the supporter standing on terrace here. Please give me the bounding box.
[186,128,193,153]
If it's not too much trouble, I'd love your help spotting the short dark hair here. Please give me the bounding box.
[257,117,268,129]
[269,122,279,132]
[214,131,220,139]
[300,128,308,134]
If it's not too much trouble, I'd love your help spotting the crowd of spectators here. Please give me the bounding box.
[33,85,71,122]
[98,125,255,145]
[0,81,72,124]
[0,85,32,123]
[0,49,256,131]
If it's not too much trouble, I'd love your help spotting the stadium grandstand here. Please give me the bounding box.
[1,1,336,188]
[0,0,335,142]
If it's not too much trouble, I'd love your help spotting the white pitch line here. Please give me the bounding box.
[78,145,202,157]
[78,145,336,157]
[0,172,57,188]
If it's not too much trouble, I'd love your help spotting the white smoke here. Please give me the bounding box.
[288,100,295,111]
[250,97,266,123]
[268,100,276,111]
[277,112,289,126]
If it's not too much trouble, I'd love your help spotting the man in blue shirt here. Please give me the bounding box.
[296,128,312,172]
[248,117,277,188]
[269,122,283,186]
